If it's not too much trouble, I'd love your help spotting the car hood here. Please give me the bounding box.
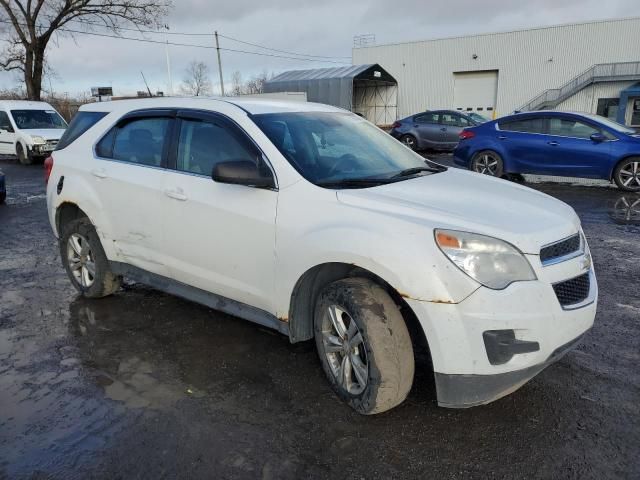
[336,169,580,254]
[20,128,65,140]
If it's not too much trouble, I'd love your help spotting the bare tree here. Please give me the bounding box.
[180,60,212,96]
[0,1,171,101]
[230,70,243,96]
[244,70,270,95]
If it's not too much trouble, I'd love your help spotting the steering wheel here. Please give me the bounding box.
[325,153,358,178]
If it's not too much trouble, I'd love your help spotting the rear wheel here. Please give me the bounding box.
[16,143,32,165]
[314,278,415,414]
[471,150,504,177]
[613,157,640,192]
[60,217,121,298]
[400,134,418,151]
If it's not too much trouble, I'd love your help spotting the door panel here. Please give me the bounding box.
[414,112,442,148]
[496,117,551,173]
[161,114,278,313]
[91,115,173,275]
[539,117,612,177]
[0,111,16,154]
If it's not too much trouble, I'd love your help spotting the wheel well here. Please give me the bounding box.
[56,202,88,235]
[288,262,430,355]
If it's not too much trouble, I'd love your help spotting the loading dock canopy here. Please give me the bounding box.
[263,64,398,125]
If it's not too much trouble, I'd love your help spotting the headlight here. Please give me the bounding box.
[435,229,537,290]
[30,135,45,145]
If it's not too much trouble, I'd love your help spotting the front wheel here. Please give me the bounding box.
[16,143,32,165]
[314,278,415,415]
[613,157,640,191]
[60,217,121,298]
[471,150,504,177]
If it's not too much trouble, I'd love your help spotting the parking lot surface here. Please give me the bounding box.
[1,157,639,479]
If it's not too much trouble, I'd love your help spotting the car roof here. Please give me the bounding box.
[80,96,345,116]
[0,100,56,110]
[506,110,592,118]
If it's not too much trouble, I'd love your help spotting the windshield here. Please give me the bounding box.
[468,112,489,123]
[253,112,439,187]
[10,109,67,130]
[580,113,635,134]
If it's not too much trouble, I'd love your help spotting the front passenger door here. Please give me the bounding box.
[0,111,16,155]
[161,110,278,313]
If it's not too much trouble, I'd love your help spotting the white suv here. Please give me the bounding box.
[46,98,597,414]
[0,100,67,164]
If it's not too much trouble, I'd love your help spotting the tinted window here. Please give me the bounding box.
[10,109,67,129]
[176,118,257,175]
[414,113,439,124]
[440,113,470,127]
[498,118,545,134]
[56,111,107,150]
[96,117,170,166]
[548,118,600,139]
[0,111,14,132]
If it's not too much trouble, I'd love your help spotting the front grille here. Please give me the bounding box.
[540,234,581,264]
[553,272,590,307]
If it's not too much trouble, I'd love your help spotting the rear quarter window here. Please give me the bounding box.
[56,111,108,151]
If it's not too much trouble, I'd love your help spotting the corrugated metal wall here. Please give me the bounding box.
[352,18,640,119]
[556,81,635,112]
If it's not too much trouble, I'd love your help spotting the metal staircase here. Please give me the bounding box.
[519,61,640,112]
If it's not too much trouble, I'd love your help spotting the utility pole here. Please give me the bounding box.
[214,31,225,96]
[165,39,173,95]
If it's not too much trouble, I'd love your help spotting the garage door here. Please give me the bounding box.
[453,70,499,118]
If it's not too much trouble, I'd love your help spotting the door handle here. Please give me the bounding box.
[498,135,507,140]
[547,141,559,146]
[91,168,108,179]
[440,127,447,131]
[164,188,187,201]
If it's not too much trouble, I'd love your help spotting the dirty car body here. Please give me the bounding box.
[46,98,597,413]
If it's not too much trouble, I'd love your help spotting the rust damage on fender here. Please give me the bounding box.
[398,291,457,304]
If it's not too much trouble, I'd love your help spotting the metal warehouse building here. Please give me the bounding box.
[351,17,640,127]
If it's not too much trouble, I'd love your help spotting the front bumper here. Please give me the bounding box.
[29,143,55,157]
[405,251,597,408]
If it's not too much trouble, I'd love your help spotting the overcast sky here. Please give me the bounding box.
[1,0,639,97]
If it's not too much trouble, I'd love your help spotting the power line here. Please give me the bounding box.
[218,33,352,60]
[0,19,351,64]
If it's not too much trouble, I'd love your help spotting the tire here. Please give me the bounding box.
[471,150,504,177]
[400,134,418,151]
[59,217,121,298]
[16,143,32,165]
[0,192,5,204]
[314,277,415,415]
[613,157,640,192]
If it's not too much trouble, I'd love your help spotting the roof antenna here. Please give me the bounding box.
[140,71,153,97]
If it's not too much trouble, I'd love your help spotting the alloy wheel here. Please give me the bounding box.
[67,233,96,288]
[401,136,416,150]
[321,305,369,395]
[473,153,500,175]
[618,161,640,188]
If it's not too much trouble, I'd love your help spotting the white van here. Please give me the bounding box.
[0,100,68,164]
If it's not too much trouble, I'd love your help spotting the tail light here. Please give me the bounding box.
[391,121,401,129]
[459,130,476,140]
[44,155,54,185]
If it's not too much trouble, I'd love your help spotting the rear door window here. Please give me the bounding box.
[96,117,171,167]
[498,117,545,134]
[56,111,107,150]
[414,113,439,124]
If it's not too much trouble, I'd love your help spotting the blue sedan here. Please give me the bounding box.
[0,168,5,204]
[453,111,640,191]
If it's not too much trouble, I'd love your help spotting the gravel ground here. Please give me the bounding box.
[0,157,638,479]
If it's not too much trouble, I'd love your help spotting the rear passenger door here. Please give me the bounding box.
[92,110,175,276]
[439,113,470,149]
[495,117,551,173]
[413,112,442,149]
[160,110,278,313]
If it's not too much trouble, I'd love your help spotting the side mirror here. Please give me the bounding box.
[590,132,607,143]
[212,159,275,189]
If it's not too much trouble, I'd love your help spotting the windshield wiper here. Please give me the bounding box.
[391,166,442,179]
[316,178,394,188]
